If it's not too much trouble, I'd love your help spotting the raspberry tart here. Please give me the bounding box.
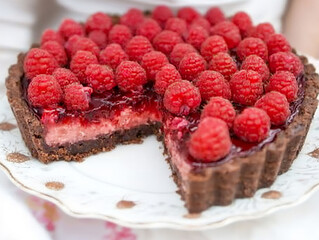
[6,7,319,213]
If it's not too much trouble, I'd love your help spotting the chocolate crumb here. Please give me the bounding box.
[261,190,282,199]
[116,200,136,209]
[0,122,16,131]
[308,148,319,158]
[183,213,201,219]
[6,152,30,163]
[45,181,65,191]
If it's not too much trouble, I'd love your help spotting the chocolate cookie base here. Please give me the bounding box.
[6,52,319,213]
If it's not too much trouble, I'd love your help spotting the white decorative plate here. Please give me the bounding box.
[1,87,319,230]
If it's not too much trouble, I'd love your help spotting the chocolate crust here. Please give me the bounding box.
[6,52,319,213]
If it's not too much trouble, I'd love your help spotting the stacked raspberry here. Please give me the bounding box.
[24,7,303,163]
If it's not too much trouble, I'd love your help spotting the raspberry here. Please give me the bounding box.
[70,36,100,57]
[200,35,228,62]
[266,34,291,55]
[151,5,174,27]
[255,91,291,125]
[41,41,67,66]
[120,8,144,33]
[163,80,201,115]
[52,68,79,89]
[65,35,81,56]
[154,64,182,95]
[250,22,275,41]
[185,25,209,50]
[24,48,58,79]
[28,74,62,108]
[178,53,206,81]
[210,21,241,49]
[205,7,225,26]
[85,64,116,93]
[231,11,253,37]
[233,107,270,143]
[70,50,98,83]
[269,52,303,76]
[208,52,237,80]
[115,61,147,92]
[99,43,128,70]
[85,12,112,34]
[58,19,84,40]
[189,117,231,162]
[108,24,132,48]
[136,18,162,41]
[152,30,183,55]
[64,84,92,111]
[241,55,269,81]
[191,17,211,32]
[141,51,168,80]
[237,37,268,61]
[125,36,153,62]
[229,70,263,105]
[266,71,298,102]
[201,97,236,128]
[170,43,197,67]
[164,17,188,36]
[88,30,108,49]
[177,7,200,24]
[195,70,231,101]
[40,29,64,45]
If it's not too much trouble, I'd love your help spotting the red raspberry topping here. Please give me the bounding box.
[177,7,200,24]
[40,29,64,45]
[154,64,182,95]
[189,117,231,162]
[241,55,270,81]
[141,51,168,80]
[201,97,236,128]
[108,24,132,48]
[237,37,268,61]
[255,91,291,126]
[233,107,270,143]
[120,8,144,33]
[178,53,206,81]
[58,19,84,40]
[70,36,100,57]
[266,34,291,55]
[136,18,162,41]
[28,74,62,108]
[200,35,228,62]
[85,64,116,93]
[250,22,275,41]
[205,7,226,26]
[231,11,253,37]
[88,30,108,49]
[152,30,183,55]
[151,5,174,27]
[163,80,201,115]
[64,84,92,111]
[186,25,209,50]
[24,48,58,79]
[41,40,67,66]
[170,43,197,67]
[229,70,263,105]
[125,36,153,62]
[269,52,303,76]
[115,61,147,92]
[52,68,79,89]
[65,35,81,56]
[85,12,112,34]
[266,71,298,102]
[210,21,241,49]
[70,50,98,83]
[195,70,231,100]
[99,43,128,70]
[191,17,211,32]
[164,17,188,36]
[208,52,237,80]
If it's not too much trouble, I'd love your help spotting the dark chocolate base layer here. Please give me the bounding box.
[6,53,319,213]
